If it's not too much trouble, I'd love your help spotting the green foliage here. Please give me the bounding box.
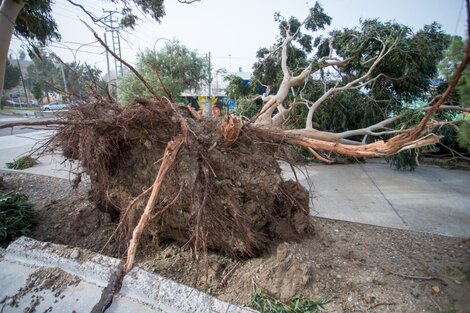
[457,122,470,152]
[64,61,104,100]
[118,41,207,103]
[26,51,61,101]
[439,36,465,81]
[251,283,330,313]
[14,0,60,45]
[385,149,420,171]
[0,192,36,243]
[329,21,449,103]
[438,36,470,106]
[6,156,38,170]
[234,98,262,120]
[253,6,450,137]
[4,60,20,90]
[31,83,42,101]
[224,75,251,99]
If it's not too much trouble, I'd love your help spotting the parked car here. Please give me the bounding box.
[41,102,69,111]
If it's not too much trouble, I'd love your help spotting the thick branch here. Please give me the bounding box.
[0,119,99,129]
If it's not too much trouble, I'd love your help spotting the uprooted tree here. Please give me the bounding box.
[1,2,469,273]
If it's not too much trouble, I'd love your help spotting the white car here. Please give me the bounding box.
[41,102,69,111]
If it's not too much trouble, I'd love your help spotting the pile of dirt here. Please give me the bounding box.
[52,98,312,257]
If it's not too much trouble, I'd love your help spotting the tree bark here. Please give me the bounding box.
[0,0,25,96]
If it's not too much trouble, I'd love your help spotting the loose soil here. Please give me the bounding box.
[1,171,469,313]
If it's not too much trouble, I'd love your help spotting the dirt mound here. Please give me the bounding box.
[53,98,312,257]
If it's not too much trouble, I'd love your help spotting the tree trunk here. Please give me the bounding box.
[0,0,25,96]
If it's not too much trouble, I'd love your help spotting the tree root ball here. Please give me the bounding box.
[54,98,313,257]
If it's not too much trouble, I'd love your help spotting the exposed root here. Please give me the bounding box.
[125,135,184,273]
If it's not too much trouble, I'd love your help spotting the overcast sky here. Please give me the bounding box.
[9,0,468,75]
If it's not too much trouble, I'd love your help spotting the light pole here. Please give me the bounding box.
[52,41,98,100]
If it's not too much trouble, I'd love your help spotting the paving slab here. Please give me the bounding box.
[0,237,122,313]
[361,163,470,237]
[108,267,257,313]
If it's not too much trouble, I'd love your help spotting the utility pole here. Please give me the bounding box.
[59,63,68,96]
[103,10,123,80]
[208,52,212,98]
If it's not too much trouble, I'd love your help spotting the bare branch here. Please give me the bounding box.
[66,0,114,29]
[83,22,161,100]
[305,38,398,128]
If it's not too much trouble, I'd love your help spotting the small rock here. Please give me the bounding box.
[431,285,440,294]
[366,277,373,283]
[276,243,289,261]
[454,280,462,285]
[336,274,342,279]
[5,298,14,305]
[70,250,80,259]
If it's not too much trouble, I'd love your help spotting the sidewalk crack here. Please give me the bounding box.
[360,164,408,227]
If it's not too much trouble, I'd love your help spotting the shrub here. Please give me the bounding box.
[6,156,38,170]
[251,283,330,313]
[0,192,36,243]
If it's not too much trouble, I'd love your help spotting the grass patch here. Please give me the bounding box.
[0,192,36,243]
[251,283,330,312]
[6,156,38,170]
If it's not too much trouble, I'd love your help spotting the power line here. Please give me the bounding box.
[453,0,465,36]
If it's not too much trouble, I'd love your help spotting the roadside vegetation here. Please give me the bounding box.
[0,192,36,244]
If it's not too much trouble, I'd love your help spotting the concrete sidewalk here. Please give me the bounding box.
[281,161,470,238]
[0,130,74,179]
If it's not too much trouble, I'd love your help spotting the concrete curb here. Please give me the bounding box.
[6,237,122,287]
[0,238,258,313]
[9,110,56,118]
[1,237,121,313]
[108,267,257,313]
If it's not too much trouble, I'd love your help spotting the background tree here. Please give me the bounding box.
[26,52,61,103]
[62,61,104,101]
[4,59,20,90]
[224,75,251,100]
[118,41,207,103]
[0,0,59,96]
[0,0,187,96]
